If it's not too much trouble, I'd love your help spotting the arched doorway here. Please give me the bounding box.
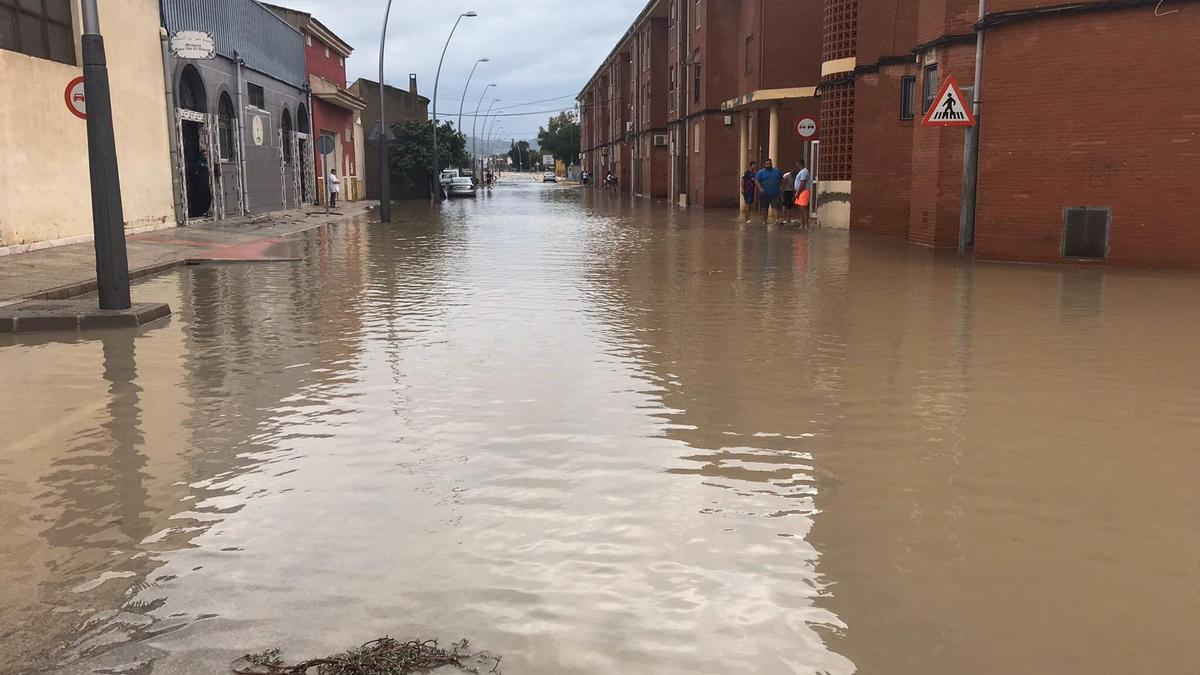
[178,65,212,219]
[296,103,311,203]
[217,92,240,217]
[280,108,299,207]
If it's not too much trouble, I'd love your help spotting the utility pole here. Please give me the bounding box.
[81,0,131,310]
[958,0,986,256]
[377,0,395,222]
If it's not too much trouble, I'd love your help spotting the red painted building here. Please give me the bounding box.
[266,4,366,203]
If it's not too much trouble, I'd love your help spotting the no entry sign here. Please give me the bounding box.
[795,116,818,139]
[65,76,86,120]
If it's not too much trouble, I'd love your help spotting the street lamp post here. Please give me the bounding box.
[469,84,495,172]
[81,0,131,310]
[431,11,477,202]
[458,58,488,134]
[475,97,499,178]
[377,0,395,222]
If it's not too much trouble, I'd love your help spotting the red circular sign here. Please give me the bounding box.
[795,116,818,139]
[65,76,87,120]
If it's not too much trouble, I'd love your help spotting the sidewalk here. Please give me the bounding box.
[0,202,374,303]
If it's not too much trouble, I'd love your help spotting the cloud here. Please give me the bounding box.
[275,0,646,140]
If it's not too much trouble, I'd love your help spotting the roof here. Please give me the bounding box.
[261,2,355,57]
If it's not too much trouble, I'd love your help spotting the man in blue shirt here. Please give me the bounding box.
[754,158,784,225]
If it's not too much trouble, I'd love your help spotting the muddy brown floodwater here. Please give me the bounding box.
[2,180,1199,674]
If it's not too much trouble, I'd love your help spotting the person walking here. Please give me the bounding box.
[794,159,811,229]
[754,159,784,225]
[741,161,758,215]
[328,168,341,208]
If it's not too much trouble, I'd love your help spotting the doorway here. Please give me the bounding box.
[182,120,212,218]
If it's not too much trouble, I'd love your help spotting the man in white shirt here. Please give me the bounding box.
[794,159,811,229]
[328,169,341,207]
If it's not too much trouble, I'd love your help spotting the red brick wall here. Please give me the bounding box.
[851,65,918,236]
[975,6,1200,267]
[306,34,355,179]
[908,43,974,247]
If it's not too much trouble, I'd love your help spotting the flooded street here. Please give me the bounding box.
[2,179,1199,674]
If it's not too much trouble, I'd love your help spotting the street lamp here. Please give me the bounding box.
[431,11,477,202]
[458,58,489,133]
[476,96,499,177]
[376,0,396,222]
[81,0,131,309]
[470,84,495,169]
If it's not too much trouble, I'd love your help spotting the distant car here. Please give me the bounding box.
[542,171,557,183]
[446,176,477,198]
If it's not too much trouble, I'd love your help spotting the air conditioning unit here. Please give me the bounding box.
[653,134,668,147]
[626,121,634,132]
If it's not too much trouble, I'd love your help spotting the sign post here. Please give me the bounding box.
[315,135,335,215]
[921,75,980,256]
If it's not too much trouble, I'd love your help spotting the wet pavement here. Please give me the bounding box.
[2,178,1199,674]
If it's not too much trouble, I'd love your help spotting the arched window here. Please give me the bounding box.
[296,103,309,136]
[178,64,207,113]
[217,93,235,161]
[281,108,293,163]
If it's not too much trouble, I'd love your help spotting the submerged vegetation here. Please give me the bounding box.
[232,638,500,675]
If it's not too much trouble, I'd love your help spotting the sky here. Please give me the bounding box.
[279,0,647,145]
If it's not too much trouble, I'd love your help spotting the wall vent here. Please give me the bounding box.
[653,134,668,147]
[1063,207,1110,260]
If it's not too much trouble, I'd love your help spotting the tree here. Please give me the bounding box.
[508,140,537,171]
[386,120,470,196]
[537,111,580,166]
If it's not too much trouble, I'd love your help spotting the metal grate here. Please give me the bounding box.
[1063,207,1110,260]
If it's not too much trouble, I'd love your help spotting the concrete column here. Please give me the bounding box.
[739,110,749,212]
[768,103,780,164]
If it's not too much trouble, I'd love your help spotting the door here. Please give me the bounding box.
[179,109,213,221]
[808,140,820,218]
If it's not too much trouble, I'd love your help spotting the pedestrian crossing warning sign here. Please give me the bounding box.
[921,76,976,128]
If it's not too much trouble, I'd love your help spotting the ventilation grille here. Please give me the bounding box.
[1063,207,1110,260]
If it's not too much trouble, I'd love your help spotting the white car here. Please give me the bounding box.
[446,176,477,198]
[542,171,557,183]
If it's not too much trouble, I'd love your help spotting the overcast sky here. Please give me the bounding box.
[279,0,645,142]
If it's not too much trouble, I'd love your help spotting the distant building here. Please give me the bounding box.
[162,0,310,222]
[0,0,175,252]
[349,76,430,200]
[263,4,367,204]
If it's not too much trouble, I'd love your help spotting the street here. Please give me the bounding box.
[2,180,1199,674]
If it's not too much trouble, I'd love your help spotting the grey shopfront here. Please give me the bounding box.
[162,0,313,222]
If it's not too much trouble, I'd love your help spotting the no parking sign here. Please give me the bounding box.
[795,116,818,139]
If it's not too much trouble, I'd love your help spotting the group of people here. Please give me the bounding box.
[742,159,811,228]
[582,170,618,191]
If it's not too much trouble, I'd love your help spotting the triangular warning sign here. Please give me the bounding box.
[921,76,976,128]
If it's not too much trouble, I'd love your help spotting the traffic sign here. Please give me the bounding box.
[921,76,976,127]
[795,116,818,139]
[65,76,86,120]
[315,135,335,155]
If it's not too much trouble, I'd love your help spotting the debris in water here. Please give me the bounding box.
[231,637,501,675]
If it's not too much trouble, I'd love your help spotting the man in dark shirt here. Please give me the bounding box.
[754,158,784,225]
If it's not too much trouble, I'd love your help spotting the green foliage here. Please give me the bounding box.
[537,111,580,166]
[507,140,537,171]
[386,121,470,191]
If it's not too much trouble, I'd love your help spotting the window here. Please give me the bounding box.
[324,46,330,58]
[339,57,344,67]
[281,109,293,163]
[669,65,676,91]
[695,0,701,28]
[248,83,265,109]
[693,122,700,153]
[745,35,756,74]
[922,64,939,114]
[306,33,311,46]
[0,0,75,65]
[693,61,701,104]
[218,93,235,161]
[900,75,916,120]
[669,0,676,25]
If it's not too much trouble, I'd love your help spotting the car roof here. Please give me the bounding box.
[450,177,473,183]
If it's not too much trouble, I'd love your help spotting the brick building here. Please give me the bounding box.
[584,0,1200,268]
[266,4,367,203]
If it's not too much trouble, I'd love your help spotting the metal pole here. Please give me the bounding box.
[470,85,494,177]
[477,97,499,179]
[432,12,476,202]
[377,0,394,222]
[80,0,131,310]
[458,58,487,134]
[959,0,986,256]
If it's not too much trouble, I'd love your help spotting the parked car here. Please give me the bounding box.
[447,176,477,198]
[542,171,557,183]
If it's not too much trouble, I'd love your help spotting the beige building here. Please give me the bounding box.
[0,0,176,254]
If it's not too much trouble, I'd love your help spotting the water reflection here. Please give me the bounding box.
[2,183,1199,675]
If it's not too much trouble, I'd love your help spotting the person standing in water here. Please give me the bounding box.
[328,168,341,208]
